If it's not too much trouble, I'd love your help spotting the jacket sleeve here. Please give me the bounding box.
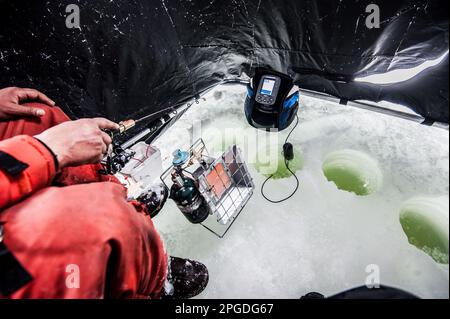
[0,135,57,211]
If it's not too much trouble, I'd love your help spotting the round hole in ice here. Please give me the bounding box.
[254,144,303,179]
[322,149,382,196]
[400,196,449,264]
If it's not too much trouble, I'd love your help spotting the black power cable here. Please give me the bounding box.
[261,115,300,203]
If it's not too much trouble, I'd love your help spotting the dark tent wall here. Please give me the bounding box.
[0,0,448,125]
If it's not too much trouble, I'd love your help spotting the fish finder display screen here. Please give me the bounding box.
[260,79,276,96]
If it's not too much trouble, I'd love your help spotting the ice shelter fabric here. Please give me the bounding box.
[0,0,448,126]
[0,104,168,298]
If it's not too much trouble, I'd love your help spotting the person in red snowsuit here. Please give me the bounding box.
[0,87,208,299]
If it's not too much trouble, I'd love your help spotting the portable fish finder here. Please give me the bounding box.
[245,68,299,131]
[255,75,282,107]
[245,68,302,204]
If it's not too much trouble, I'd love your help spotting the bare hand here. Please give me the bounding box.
[0,87,56,120]
[35,118,119,169]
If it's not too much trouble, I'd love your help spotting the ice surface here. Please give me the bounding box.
[152,85,449,299]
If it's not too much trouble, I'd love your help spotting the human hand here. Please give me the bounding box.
[0,87,56,120]
[35,118,119,169]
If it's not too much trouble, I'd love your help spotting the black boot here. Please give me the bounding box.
[300,292,325,299]
[162,257,209,299]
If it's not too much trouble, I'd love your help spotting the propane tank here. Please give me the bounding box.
[169,167,210,224]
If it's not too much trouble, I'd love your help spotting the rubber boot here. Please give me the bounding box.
[301,292,325,299]
[162,257,209,299]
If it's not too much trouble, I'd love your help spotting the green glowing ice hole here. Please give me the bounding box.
[322,150,382,196]
[400,197,449,264]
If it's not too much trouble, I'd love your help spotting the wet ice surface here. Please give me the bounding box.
[152,85,449,299]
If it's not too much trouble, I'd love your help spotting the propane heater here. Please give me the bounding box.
[161,139,255,238]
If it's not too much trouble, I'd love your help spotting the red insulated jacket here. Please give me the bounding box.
[0,103,167,299]
[0,104,117,209]
[0,135,57,210]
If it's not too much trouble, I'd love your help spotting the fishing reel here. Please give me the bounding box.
[100,142,136,175]
[98,108,182,176]
[99,120,137,175]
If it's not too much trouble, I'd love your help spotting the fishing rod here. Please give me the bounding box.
[101,105,189,175]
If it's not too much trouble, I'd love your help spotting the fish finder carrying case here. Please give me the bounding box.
[245,68,299,131]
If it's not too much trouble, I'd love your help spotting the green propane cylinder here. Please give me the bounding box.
[170,170,210,224]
